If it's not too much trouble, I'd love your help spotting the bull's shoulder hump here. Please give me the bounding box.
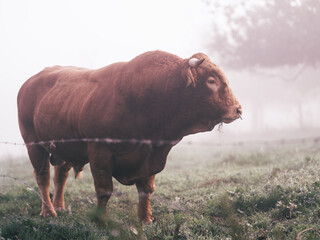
[94,62,126,75]
[129,50,183,65]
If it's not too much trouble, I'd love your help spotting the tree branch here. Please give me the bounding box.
[250,63,307,82]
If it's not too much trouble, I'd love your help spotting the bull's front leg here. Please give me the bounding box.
[88,144,113,224]
[136,175,156,224]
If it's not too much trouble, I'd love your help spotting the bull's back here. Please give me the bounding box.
[17,63,125,142]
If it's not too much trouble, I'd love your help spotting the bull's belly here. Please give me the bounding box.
[112,158,154,186]
[110,144,173,185]
[112,160,164,186]
[44,141,172,186]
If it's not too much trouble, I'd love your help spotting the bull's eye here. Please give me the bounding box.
[207,77,216,84]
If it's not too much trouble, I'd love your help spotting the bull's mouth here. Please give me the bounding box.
[221,118,237,124]
[221,114,242,124]
[220,107,242,124]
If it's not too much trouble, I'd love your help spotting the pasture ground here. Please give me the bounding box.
[0,139,320,239]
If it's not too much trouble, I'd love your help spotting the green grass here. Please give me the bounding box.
[1,141,320,239]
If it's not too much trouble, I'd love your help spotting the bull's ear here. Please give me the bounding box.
[182,67,197,87]
[182,57,204,87]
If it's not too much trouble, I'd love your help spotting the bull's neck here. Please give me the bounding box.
[158,90,209,140]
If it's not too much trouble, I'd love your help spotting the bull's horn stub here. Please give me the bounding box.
[189,58,204,67]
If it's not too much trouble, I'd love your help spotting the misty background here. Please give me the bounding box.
[0,0,319,158]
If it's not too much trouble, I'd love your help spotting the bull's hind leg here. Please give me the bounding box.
[53,162,72,211]
[27,145,57,217]
[136,175,156,224]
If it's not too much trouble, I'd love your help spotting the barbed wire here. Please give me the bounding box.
[0,137,180,147]
[0,135,319,148]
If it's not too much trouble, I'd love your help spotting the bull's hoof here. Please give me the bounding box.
[40,208,57,217]
[54,206,65,212]
[89,208,108,227]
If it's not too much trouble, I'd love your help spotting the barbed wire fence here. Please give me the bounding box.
[0,134,319,148]
[1,134,320,193]
[0,137,180,147]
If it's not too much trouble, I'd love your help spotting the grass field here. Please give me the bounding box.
[1,139,320,239]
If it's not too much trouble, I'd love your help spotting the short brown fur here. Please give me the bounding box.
[17,50,241,223]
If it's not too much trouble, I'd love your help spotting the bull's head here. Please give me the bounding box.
[182,53,242,129]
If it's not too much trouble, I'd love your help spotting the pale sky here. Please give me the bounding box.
[0,0,214,157]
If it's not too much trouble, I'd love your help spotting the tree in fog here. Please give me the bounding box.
[207,0,320,129]
[208,0,320,68]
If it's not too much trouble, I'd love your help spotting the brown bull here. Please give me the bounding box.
[17,50,241,223]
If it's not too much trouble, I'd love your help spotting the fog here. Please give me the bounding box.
[1,0,319,158]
